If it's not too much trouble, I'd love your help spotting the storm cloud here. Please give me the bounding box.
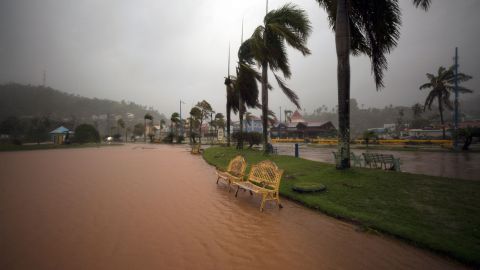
[0,0,479,116]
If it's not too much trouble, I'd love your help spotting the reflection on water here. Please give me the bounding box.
[0,145,466,269]
[274,144,480,181]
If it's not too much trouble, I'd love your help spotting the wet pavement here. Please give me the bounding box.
[0,145,466,269]
[274,143,480,181]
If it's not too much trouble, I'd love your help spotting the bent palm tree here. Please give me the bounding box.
[235,39,261,149]
[315,0,431,169]
[420,66,472,139]
[170,112,180,140]
[248,3,312,153]
[224,77,239,146]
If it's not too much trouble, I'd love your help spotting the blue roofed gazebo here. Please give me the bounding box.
[50,126,71,144]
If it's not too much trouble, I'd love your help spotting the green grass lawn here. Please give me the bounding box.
[203,146,480,266]
[0,143,122,152]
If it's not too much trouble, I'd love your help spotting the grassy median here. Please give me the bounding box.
[203,146,480,266]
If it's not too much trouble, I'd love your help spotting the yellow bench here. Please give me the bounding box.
[234,160,284,212]
[216,155,247,191]
[191,144,202,155]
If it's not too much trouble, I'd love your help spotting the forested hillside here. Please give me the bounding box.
[0,83,164,122]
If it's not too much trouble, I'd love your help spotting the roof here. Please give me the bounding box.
[290,110,305,123]
[50,126,70,134]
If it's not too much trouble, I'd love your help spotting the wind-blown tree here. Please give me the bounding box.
[234,39,261,149]
[160,119,166,132]
[195,100,213,142]
[420,66,473,138]
[189,107,202,144]
[224,77,239,147]
[170,112,180,140]
[213,113,225,134]
[248,3,312,153]
[315,0,431,169]
[144,113,153,143]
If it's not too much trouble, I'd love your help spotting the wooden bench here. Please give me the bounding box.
[191,144,202,155]
[362,153,400,171]
[234,160,284,212]
[216,155,247,190]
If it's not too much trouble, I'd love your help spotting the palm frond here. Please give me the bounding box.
[273,73,300,109]
[413,0,431,11]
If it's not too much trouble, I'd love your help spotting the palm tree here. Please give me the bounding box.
[420,66,472,138]
[248,3,312,153]
[315,0,431,169]
[144,113,153,143]
[224,77,239,147]
[170,112,180,141]
[234,39,261,149]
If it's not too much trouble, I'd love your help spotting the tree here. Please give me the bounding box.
[315,0,431,169]
[234,39,261,149]
[195,100,213,142]
[420,66,473,139]
[74,124,100,144]
[170,112,180,142]
[224,77,239,147]
[133,123,144,139]
[213,113,225,133]
[26,116,51,144]
[189,107,202,144]
[144,113,153,143]
[248,3,312,153]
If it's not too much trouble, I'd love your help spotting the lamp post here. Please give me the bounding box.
[180,100,185,138]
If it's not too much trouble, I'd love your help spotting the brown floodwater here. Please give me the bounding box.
[274,143,480,181]
[0,145,466,269]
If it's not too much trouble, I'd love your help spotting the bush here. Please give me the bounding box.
[232,131,263,148]
[74,124,100,144]
[162,132,174,143]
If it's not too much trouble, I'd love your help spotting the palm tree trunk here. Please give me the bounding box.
[438,96,445,139]
[144,119,147,143]
[238,97,244,149]
[261,62,269,153]
[336,0,351,169]
[226,104,231,146]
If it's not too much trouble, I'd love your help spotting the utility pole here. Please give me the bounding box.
[43,70,46,87]
[279,106,282,123]
[453,47,459,149]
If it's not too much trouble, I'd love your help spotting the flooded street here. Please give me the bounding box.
[0,145,465,269]
[274,143,480,181]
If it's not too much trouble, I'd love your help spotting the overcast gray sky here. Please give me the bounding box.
[0,0,479,117]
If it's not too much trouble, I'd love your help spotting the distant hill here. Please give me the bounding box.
[0,83,165,121]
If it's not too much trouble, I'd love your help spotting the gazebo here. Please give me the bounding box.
[50,126,71,144]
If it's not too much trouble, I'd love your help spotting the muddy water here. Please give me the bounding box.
[274,143,480,181]
[0,145,465,269]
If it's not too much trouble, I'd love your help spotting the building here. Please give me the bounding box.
[270,110,337,139]
[232,115,263,133]
[50,126,72,144]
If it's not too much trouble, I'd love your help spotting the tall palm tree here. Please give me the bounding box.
[248,3,312,153]
[315,0,431,169]
[420,66,472,138]
[235,39,261,149]
[224,77,239,147]
[170,112,180,140]
[144,113,153,143]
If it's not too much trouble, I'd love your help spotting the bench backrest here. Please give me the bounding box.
[248,160,284,191]
[227,155,247,177]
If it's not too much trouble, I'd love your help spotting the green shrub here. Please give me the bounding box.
[74,124,100,144]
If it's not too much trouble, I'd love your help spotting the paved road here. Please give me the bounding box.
[0,145,465,269]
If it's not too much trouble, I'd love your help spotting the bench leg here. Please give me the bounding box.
[277,194,283,209]
[260,194,267,212]
[235,186,240,197]
[216,176,220,184]
[249,190,253,196]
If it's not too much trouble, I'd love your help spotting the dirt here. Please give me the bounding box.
[0,145,466,269]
